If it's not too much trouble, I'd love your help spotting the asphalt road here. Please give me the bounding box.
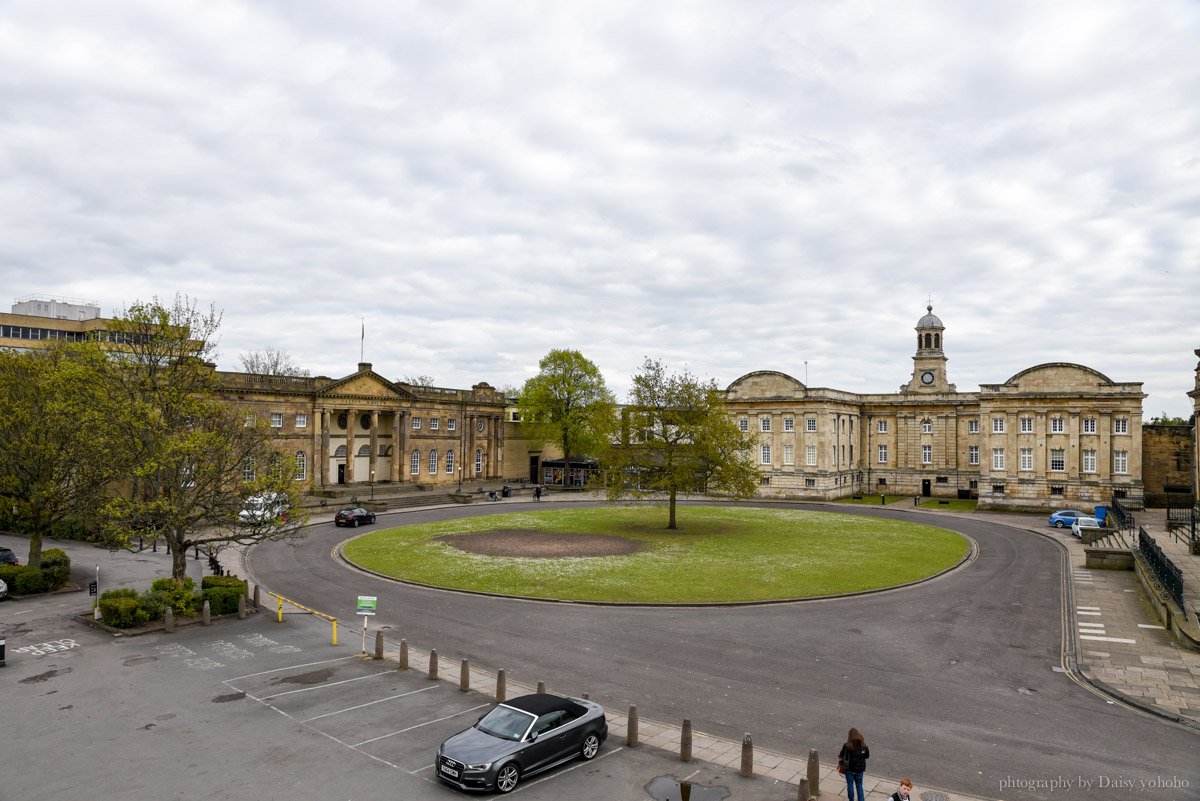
[246,501,1200,801]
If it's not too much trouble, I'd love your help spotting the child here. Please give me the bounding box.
[889,777,914,801]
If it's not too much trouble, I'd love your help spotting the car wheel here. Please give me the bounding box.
[580,732,600,760]
[350,518,358,527]
[369,514,376,523]
[495,763,520,794]
[1054,521,1065,528]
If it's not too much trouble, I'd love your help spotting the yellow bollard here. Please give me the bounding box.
[276,597,283,622]
[331,619,338,646]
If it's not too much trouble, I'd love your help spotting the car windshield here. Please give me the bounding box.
[476,706,536,741]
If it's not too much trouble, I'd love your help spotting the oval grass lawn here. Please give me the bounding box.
[341,505,969,604]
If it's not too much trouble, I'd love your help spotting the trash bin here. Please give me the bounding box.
[1094,506,1108,525]
[501,485,511,498]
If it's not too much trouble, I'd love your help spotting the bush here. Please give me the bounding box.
[39,548,71,590]
[137,590,169,621]
[203,586,245,615]
[150,576,199,617]
[0,564,21,586]
[13,568,48,594]
[99,595,150,628]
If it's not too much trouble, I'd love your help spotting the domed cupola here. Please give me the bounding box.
[904,304,954,392]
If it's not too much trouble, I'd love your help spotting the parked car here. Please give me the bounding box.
[333,507,376,527]
[1048,510,1091,528]
[1070,517,1104,538]
[238,492,288,525]
[0,546,19,566]
[0,577,7,600]
[436,693,607,794]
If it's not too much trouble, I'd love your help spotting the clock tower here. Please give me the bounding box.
[903,304,955,392]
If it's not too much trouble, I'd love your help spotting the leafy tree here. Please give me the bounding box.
[520,350,617,489]
[1148,411,1193,426]
[103,296,308,581]
[605,358,759,529]
[402,374,436,386]
[239,348,310,377]
[0,343,130,567]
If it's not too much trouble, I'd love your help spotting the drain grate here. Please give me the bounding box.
[920,792,949,801]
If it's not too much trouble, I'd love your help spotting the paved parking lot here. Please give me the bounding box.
[1,589,775,801]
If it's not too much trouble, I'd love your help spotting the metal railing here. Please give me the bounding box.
[1109,496,1135,531]
[1137,528,1184,611]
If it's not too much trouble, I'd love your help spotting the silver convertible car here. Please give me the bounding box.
[436,693,608,793]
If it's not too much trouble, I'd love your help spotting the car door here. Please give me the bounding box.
[523,710,568,772]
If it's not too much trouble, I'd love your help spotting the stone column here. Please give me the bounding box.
[369,409,379,488]
[319,409,330,487]
[345,410,356,484]
[399,411,409,481]
[391,411,402,483]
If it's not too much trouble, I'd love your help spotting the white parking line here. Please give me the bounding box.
[513,747,625,794]
[1076,611,1102,616]
[257,669,394,701]
[1079,635,1136,644]
[1137,623,1166,630]
[302,685,441,723]
[225,655,357,682]
[1076,606,1101,611]
[352,703,491,747]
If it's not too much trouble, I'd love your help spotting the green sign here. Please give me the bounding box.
[356,595,377,616]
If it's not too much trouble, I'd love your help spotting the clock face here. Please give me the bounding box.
[477,419,485,431]
[921,370,935,385]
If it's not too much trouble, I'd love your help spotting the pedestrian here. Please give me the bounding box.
[838,727,870,801]
[888,778,913,801]
[533,485,542,502]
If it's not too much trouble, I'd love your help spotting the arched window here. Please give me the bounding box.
[445,449,455,474]
[295,451,307,481]
[334,445,347,457]
[429,449,438,474]
[924,333,932,349]
[357,445,371,457]
[410,450,420,475]
[379,444,392,456]
[934,333,940,349]
[474,448,483,476]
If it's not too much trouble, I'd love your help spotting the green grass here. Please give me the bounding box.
[341,505,969,603]
[836,494,907,505]
[916,499,978,511]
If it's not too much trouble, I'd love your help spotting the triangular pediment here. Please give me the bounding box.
[317,371,414,401]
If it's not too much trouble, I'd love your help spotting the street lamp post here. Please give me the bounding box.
[369,469,375,501]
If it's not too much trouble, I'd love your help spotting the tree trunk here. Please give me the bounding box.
[171,534,189,581]
[668,488,677,530]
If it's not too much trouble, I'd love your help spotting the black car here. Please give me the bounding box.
[333,507,376,527]
[0,547,19,566]
[436,693,607,794]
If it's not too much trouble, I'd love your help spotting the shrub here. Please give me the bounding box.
[0,564,21,586]
[203,586,245,615]
[137,590,169,621]
[150,576,199,617]
[100,587,138,600]
[13,568,48,594]
[100,595,150,628]
[39,548,71,590]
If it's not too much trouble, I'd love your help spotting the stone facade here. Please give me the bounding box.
[1141,424,1195,506]
[727,307,1147,510]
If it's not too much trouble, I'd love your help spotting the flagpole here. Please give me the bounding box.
[360,317,364,363]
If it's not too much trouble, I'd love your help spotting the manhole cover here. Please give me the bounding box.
[921,791,949,801]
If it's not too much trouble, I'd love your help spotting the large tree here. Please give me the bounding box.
[605,358,759,528]
[239,347,310,377]
[0,343,131,566]
[520,350,617,488]
[103,296,307,580]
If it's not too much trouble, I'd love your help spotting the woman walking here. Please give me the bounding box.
[838,727,870,801]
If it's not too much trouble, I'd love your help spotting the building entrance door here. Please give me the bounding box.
[921,479,931,497]
[530,456,539,483]
[337,464,346,484]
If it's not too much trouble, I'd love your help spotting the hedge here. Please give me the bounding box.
[96,576,249,627]
[202,575,247,616]
[0,549,71,594]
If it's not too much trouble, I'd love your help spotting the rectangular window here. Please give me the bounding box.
[876,419,887,433]
[1050,448,1065,471]
[760,444,772,464]
[1020,447,1033,471]
[878,477,887,486]
[474,449,483,475]
[805,444,817,466]
[992,448,1005,470]
[1114,418,1128,434]
[968,419,979,434]
[242,458,256,482]
[296,413,307,428]
[448,419,457,431]
[921,419,932,433]
[806,417,817,432]
[922,444,932,464]
[1082,418,1096,434]
[878,444,888,464]
[1114,450,1128,474]
[295,451,307,481]
[783,444,795,465]
[1020,416,1034,433]
[270,412,283,428]
[968,445,979,465]
[1050,486,1064,496]
[1050,417,1064,433]
[738,417,749,432]
[244,412,256,427]
[430,417,440,431]
[993,417,1006,434]
[760,417,771,432]
[784,417,794,432]
[1082,449,1097,473]
[805,478,816,488]
[992,484,1006,495]
[412,417,422,430]
[410,451,420,475]
[760,475,771,486]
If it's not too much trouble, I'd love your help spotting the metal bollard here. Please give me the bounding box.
[398,639,409,670]
[237,594,246,620]
[740,733,753,777]
[680,719,692,762]
[194,545,200,560]
[460,659,470,692]
[806,748,820,798]
[201,600,211,626]
[253,584,260,609]
[537,681,546,694]
[627,705,639,747]
[428,649,438,680]
[374,631,384,660]
[496,669,506,702]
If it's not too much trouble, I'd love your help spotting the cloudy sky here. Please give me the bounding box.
[2,1,1198,416]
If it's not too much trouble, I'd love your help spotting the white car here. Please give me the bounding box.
[1070,517,1103,538]
[238,492,288,524]
[0,577,7,600]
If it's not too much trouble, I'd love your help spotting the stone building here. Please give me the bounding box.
[726,306,1147,510]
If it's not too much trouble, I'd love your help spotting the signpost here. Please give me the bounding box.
[357,595,377,653]
[92,566,101,619]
